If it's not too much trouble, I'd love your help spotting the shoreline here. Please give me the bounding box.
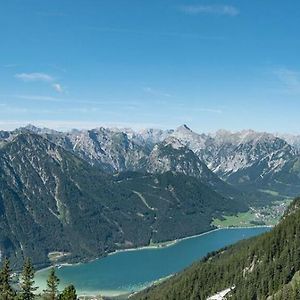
[107,224,274,257]
[35,225,273,297]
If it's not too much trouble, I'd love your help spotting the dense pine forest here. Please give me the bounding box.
[134,197,300,300]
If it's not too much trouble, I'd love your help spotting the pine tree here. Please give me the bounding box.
[0,258,15,300]
[43,267,60,300]
[59,285,77,300]
[19,258,37,300]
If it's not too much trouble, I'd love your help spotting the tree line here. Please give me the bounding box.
[0,258,77,300]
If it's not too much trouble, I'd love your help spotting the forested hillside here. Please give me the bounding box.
[134,198,300,300]
[0,133,245,269]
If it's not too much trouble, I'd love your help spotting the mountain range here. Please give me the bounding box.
[0,132,245,269]
[1,124,299,199]
[0,124,299,268]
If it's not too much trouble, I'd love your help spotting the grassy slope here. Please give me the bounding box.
[212,211,256,227]
[212,198,292,228]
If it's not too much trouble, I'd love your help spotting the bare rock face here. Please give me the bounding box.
[3,124,300,197]
[147,136,212,180]
[168,126,300,195]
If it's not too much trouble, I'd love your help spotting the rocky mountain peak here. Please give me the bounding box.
[20,124,59,135]
[176,124,192,132]
[23,124,40,132]
[172,125,210,152]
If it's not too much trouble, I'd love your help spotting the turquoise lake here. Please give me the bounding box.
[35,227,271,296]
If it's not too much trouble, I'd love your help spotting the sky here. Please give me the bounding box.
[1,0,300,133]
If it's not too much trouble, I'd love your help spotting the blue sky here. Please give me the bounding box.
[1,0,300,133]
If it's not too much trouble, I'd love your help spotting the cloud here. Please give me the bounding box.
[15,72,54,82]
[179,5,239,16]
[52,83,64,93]
[143,87,172,97]
[15,72,65,93]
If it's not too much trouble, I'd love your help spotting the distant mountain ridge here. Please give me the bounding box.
[1,124,299,200]
[171,126,300,197]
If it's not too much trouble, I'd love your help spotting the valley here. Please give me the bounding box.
[0,125,299,298]
[0,131,247,269]
[2,3,300,298]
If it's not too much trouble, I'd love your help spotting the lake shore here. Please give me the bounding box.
[35,225,273,297]
[107,224,274,257]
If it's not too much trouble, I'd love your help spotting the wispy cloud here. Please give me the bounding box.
[15,72,65,93]
[52,83,64,93]
[273,67,300,94]
[143,87,172,98]
[179,5,239,16]
[15,72,54,82]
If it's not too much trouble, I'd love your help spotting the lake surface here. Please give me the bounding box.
[35,227,271,296]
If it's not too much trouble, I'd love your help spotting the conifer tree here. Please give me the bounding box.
[19,258,37,300]
[0,258,15,300]
[59,285,77,300]
[43,267,60,300]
